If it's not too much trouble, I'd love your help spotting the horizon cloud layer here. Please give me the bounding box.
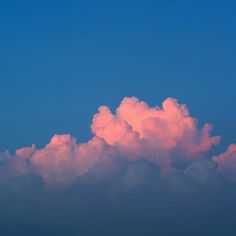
[1,96,235,185]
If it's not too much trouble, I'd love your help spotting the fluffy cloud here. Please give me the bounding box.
[2,96,221,184]
[30,135,113,184]
[213,144,236,180]
[92,97,220,168]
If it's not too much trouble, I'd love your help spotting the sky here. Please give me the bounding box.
[1,0,236,235]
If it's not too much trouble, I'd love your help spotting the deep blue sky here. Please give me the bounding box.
[1,0,236,152]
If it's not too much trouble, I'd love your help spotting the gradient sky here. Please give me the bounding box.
[1,2,236,235]
[1,0,236,152]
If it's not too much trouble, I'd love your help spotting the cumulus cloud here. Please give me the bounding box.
[92,97,220,169]
[30,135,114,184]
[213,144,236,181]
[2,96,236,236]
[1,96,221,185]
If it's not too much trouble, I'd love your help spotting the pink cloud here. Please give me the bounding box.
[16,144,36,160]
[213,144,236,180]
[92,97,220,166]
[9,96,220,184]
[30,135,112,184]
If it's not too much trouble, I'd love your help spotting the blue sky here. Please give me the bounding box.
[1,0,236,152]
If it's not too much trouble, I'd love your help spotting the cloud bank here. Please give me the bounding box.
[2,96,236,236]
[2,96,231,185]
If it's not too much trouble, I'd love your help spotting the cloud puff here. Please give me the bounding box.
[213,144,236,181]
[3,96,220,184]
[30,135,114,184]
[92,97,220,168]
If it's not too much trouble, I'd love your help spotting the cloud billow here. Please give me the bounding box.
[1,96,225,185]
[2,96,236,235]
